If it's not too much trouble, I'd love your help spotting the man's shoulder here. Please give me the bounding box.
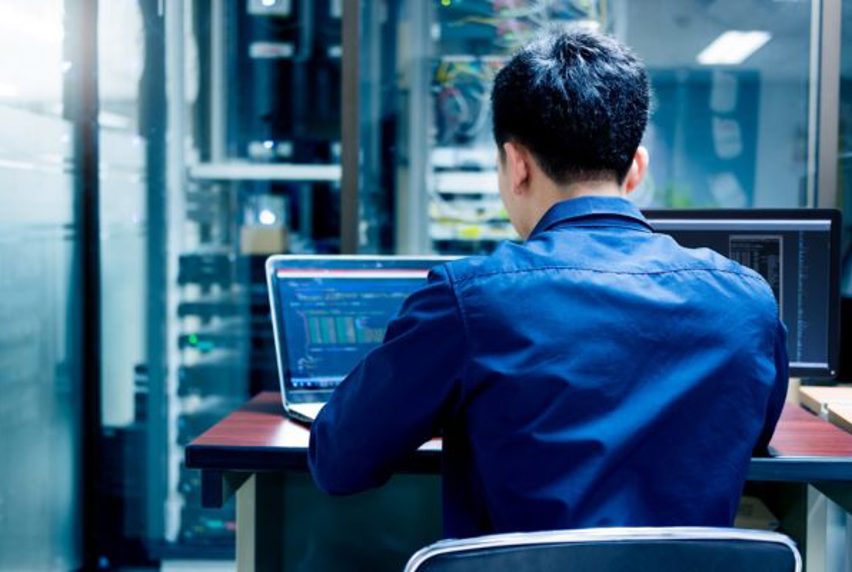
[437,235,779,317]
[666,242,780,321]
[680,244,776,293]
[439,241,530,285]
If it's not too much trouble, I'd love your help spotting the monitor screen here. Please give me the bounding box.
[269,258,448,390]
[646,210,840,378]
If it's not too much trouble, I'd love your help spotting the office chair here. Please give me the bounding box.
[404,527,801,572]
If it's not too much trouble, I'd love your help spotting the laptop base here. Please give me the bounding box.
[287,402,326,424]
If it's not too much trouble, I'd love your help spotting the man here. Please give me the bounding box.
[309,28,788,538]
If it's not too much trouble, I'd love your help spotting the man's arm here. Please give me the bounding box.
[753,320,789,456]
[309,265,467,494]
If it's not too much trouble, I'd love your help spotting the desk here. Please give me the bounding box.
[186,392,852,571]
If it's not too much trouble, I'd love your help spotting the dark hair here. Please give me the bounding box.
[492,28,650,185]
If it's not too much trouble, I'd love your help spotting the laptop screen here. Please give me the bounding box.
[269,257,451,391]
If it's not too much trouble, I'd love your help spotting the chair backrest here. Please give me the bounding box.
[404,527,801,572]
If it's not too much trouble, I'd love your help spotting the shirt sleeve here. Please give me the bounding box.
[753,320,789,456]
[308,265,467,494]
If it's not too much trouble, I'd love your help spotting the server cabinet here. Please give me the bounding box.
[157,0,343,558]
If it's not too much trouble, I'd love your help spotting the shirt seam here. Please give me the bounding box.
[534,224,654,237]
[441,264,473,383]
[452,265,767,286]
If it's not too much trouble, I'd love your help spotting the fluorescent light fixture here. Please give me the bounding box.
[697,31,771,65]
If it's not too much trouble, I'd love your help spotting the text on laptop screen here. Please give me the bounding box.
[276,269,429,388]
[648,216,834,374]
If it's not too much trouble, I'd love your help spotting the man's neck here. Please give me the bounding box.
[522,180,625,239]
[558,179,623,199]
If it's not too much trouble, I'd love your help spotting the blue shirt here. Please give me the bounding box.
[309,196,789,538]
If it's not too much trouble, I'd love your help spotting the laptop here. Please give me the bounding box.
[266,255,454,423]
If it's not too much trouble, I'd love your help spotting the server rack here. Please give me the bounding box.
[159,0,342,557]
[372,0,606,255]
[429,1,605,254]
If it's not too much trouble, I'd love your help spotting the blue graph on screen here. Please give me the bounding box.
[278,275,425,387]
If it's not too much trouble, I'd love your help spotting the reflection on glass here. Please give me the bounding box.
[95,2,152,568]
[618,1,812,210]
[0,1,65,115]
[0,2,80,569]
[369,0,815,254]
[98,1,146,429]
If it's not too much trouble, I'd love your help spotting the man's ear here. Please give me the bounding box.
[503,141,530,195]
[624,146,649,195]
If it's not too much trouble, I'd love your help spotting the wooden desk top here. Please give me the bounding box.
[185,392,852,482]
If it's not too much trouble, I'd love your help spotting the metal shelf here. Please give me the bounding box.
[188,162,342,182]
[430,221,515,242]
[433,170,499,195]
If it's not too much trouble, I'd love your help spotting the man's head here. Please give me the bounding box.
[492,28,651,238]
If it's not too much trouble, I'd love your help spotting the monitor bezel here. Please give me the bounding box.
[643,208,842,379]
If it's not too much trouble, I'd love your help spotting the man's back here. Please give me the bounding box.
[309,29,787,540]
[438,196,787,536]
[310,196,788,538]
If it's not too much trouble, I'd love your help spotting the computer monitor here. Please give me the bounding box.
[644,209,841,378]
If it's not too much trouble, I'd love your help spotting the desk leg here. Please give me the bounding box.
[847,518,852,572]
[748,482,852,572]
[813,483,852,572]
[805,485,850,572]
[807,486,829,572]
[236,473,284,572]
[824,499,847,572]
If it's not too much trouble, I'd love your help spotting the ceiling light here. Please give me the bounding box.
[697,31,771,65]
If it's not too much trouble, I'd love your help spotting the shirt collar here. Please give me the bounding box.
[529,196,654,238]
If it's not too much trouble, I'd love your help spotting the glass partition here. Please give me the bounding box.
[99,1,148,430]
[96,1,159,567]
[357,0,818,255]
[839,1,852,296]
[0,1,81,569]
